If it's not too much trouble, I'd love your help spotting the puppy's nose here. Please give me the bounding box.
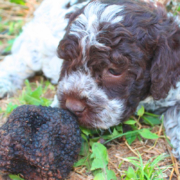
[65,98,86,114]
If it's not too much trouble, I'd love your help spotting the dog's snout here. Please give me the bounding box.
[65,98,86,115]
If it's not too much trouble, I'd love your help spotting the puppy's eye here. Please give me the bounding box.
[108,68,121,76]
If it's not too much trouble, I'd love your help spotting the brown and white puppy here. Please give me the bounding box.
[57,0,180,158]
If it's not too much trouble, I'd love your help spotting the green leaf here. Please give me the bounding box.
[3,39,15,53]
[9,174,24,180]
[144,112,159,117]
[31,86,43,98]
[74,136,92,170]
[94,172,106,180]
[124,120,136,125]
[115,123,123,133]
[22,93,42,105]
[80,127,93,136]
[137,106,145,116]
[102,128,119,140]
[74,157,87,167]
[142,116,161,126]
[6,103,18,114]
[8,22,15,35]
[90,143,108,171]
[106,169,117,180]
[3,45,12,53]
[79,137,89,156]
[137,134,142,142]
[90,143,117,179]
[94,169,117,180]
[81,133,88,142]
[177,6,180,12]
[74,154,91,169]
[20,80,52,106]
[43,81,55,92]
[41,97,52,106]
[10,0,26,5]
[24,80,31,92]
[103,129,140,144]
[126,133,137,145]
[139,129,159,139]
[125,166,137,179]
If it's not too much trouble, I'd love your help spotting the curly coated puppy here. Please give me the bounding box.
[1,0,180,159]
[56,0,180,158]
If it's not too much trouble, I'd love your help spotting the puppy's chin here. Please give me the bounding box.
[68,105,120,129]
[57,71,125,129]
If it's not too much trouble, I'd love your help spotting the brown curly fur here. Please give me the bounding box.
[57,0,180,128]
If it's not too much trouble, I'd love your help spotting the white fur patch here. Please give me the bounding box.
[57,70,124,129]
[164,104,180,159]
[138,81,180,112]
[137,81,180,159]
[70,1,124,57]
[0,0,88,98]
[100,4,124,23]
[168,12,180,27]
[51,95,59,107]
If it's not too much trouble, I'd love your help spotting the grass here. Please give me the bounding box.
[0,11,24,55]
[72,109,170,180]
[0,79,55,115]
[120,154,169,180]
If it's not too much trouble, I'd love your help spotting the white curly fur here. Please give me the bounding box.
[0,0,88,98]
[138,82,180,159]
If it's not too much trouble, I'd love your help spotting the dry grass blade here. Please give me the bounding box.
[125,140,140,157]
[166,142,180,179]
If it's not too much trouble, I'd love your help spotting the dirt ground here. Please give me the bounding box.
[0,0,180,180]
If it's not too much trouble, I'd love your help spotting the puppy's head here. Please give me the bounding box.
[57,0,180,129]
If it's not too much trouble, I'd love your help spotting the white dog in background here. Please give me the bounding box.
[0,0,88,98]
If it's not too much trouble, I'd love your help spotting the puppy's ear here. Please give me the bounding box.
[150,29,180,100]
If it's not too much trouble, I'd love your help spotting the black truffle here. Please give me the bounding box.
[0,105,81,180]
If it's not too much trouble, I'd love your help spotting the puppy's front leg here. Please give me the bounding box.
[164,104,180,159]
[0,54,35,98]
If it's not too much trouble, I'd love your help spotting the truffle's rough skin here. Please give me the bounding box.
[0,105,81,180]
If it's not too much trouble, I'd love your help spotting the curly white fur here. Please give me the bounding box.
[138,81,180,159]
[0,0,88,98]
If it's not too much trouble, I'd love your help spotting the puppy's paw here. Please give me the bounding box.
[0,74,22,98]
[0,81,16,98]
